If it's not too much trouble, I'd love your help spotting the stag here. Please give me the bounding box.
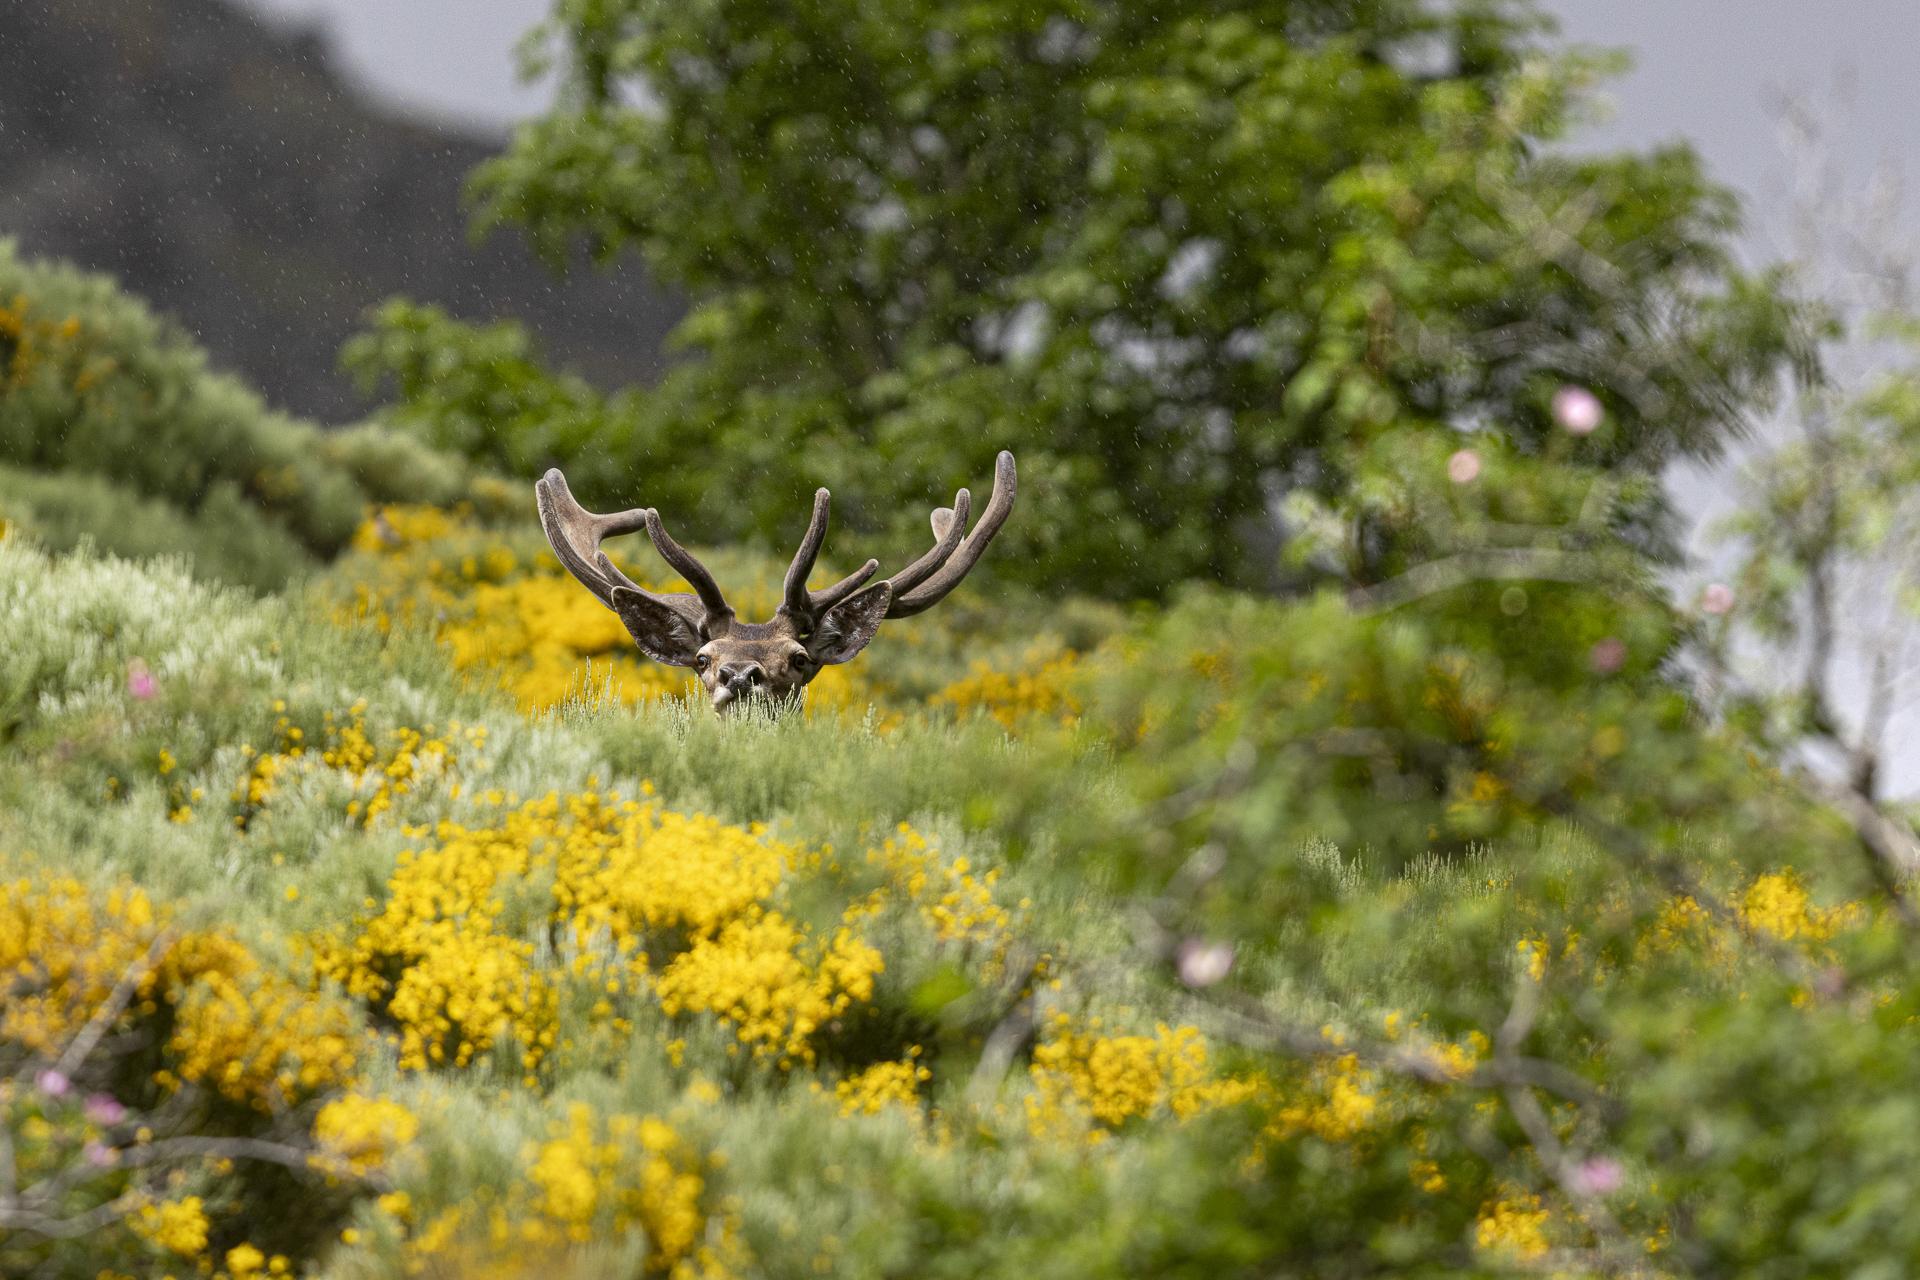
[535,453,1017,713]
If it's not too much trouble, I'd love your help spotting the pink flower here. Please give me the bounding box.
[127,661,158,701]
[1588,637,1627,675]
[83,1141,119,1168]
[1447,449,1482,484]
[1175,939,1235,988]
[34,1068,71,1098]
[84,1094,126,1126]
[1552,385,1604,435]
[1701,583,1734,615]
[1568,1155,1624,1196]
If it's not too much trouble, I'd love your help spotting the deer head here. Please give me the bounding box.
[534,452,1017,714]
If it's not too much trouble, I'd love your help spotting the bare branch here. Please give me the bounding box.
[50,931,173,1083]
[1346,547,1620,613]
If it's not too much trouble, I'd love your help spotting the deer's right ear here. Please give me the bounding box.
[610,586,703,667]
[807,581,893,665]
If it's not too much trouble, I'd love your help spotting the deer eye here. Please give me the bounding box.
[695,653,711,671]
[789,651,813,673]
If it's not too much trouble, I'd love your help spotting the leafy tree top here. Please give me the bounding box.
[362,0,1800,598]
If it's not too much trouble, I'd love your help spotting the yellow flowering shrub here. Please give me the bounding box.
[1025,1015,1253,1140]
[1740,870,1864,942]
[131,1195,211,1257]
[165,961,361,1110]
[231,702,481,831]
[386,1104,737,1279]
[866,824,1012,947]
[312,790,896,1074]
[932,650,1083,728]
[336,506,707,713]
[0,871,397,1275]
[1,874,360,1112]
[523,1104,707,1259]
[653,911,883,1067]
[1627,871,1867,972]
[833,1052,932,1117]
[1266,1052,1382,1143]
[1474,1193,1552,1260]
[313,1093,421,1175]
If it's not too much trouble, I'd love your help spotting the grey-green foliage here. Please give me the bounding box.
[0,240,498,581]
[0,464,313,591]
[9,533,1920,1276]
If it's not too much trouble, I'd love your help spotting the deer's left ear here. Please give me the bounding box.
[807,582,892,665]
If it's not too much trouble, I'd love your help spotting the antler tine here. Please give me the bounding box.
[781,488,832,620]
[807,558,881,615]
[886,487,971,597]
[886,451,1017,619]
[534,469,651,609]
[644,509,735,630]
[536,469,709,631]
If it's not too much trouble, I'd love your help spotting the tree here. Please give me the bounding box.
[351,0,1798,598]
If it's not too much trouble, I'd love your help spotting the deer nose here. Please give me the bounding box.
[716,662,765,691]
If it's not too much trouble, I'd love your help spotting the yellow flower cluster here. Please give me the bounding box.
[394,1104,736,1279]
[1267,1052,1381,1142]
[221,1242,294,1278]
[1,875,160,1056]
[339,507,698,713]
[351,503,461,553]
[0,874,360,1111]
[313,790,887,1074]
[1026,1014,1251,1139]
[524,1103,707,1262]
[1740,871,1864,942]
[866,824,1012,946]
[834,1052,931,1117]
[313,1092,421,1175]
[1634,872,1865,971]
[232,702,479,831]
[311,806,556,1075]
[653,911,883,1067]
[131,1195,210,1257]
[1474,1193,1552,1260]
[932,650,1083,728]
[1379,1011,1486,1083]
[165,957,361,1110]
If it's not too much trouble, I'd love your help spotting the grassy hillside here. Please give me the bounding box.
[5,510,1913,1277]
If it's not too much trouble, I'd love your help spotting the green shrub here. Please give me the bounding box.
[0,240,494,571]
[0,464,313,591]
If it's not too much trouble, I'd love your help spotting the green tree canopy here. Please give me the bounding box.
[355,0,1800,598]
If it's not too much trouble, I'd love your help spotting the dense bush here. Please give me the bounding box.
[0,241,501,588]
[4,515,1918,1276]
[0,464,312,591]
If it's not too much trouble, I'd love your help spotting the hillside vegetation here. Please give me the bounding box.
[6,480,1920,1276]
[8,0,1920,1275]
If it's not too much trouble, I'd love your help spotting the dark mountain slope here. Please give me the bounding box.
[0,0,680,421]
